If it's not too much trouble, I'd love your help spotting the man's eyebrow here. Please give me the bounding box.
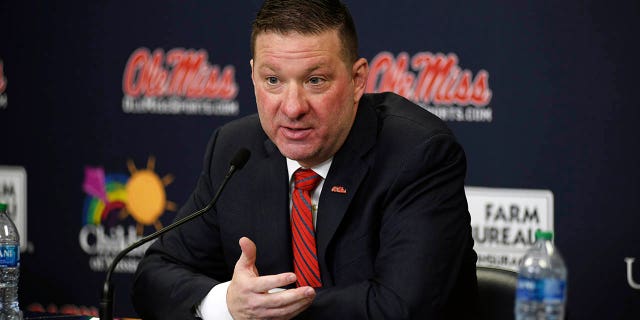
[256,63,331,75]
[256,64,277,72]
[305,63,330,73]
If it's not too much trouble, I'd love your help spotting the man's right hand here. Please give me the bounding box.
[227,237,316,320]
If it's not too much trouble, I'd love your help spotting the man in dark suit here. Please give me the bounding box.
[132,0,477,319]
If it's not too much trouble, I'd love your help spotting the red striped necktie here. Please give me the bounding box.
[291,168,322,288]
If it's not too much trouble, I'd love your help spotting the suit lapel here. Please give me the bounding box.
[316,99,377,284]
[254,139,292,274]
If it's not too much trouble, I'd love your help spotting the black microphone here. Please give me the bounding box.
[99,148,251,320]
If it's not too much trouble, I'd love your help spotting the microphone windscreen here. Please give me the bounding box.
[230,148,251,170]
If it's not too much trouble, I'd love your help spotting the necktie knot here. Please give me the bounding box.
[293,169,322,191]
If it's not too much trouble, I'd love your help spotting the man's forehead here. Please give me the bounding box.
[253,30,343,64]
[255,28,339,40]
[254,30,342,54]
[255,29,339,45]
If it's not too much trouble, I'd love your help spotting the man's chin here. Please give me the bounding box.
[283,151,313,163]
[278,147,317,166]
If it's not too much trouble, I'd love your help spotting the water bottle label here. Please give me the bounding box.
[516,277,539,301]
[542,278,566,302]
[0,244,19,267]
[516,276,566,302]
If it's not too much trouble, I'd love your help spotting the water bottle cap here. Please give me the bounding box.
[535,229,553,240]
[0,203,6,211]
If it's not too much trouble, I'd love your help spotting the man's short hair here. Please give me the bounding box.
[251,0,359,64]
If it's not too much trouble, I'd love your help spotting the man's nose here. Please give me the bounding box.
[281,84,308,119]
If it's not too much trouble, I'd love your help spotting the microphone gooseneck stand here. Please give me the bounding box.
[99,149,250,320]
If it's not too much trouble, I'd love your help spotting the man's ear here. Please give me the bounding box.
[249,59,255,86]
[352,58,369,103]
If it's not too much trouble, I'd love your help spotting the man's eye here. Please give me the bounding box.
[266,77,278,85]
[308,77,325,85]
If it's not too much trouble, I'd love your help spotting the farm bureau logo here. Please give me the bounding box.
[78,156,176,273]
[625,258,640,290]
[367,52,492,122]
[0,59,7,109]
[466,187,553,271]
[122,47,239,116]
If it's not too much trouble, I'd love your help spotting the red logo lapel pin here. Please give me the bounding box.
[331,186,347,194]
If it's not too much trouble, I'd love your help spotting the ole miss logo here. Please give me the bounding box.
[366,51,493,122]
[0,60,7,94]
[123,48,238,100]
[0,59,7,109]
[121,47,240,116]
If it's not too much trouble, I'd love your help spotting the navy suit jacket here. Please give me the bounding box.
[132,92,478,319]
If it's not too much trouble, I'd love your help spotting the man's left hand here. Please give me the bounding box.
[226,237,316,320]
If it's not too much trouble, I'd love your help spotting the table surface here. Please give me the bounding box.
[24,312,138,320]
[24,313,93,320]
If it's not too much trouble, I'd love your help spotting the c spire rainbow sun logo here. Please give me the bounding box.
[82,156,176,235]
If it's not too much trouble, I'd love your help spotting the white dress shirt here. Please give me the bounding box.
[196,158,333,319]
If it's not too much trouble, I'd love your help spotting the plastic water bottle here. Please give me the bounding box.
[515,230,567,320]
[0,203,22,320]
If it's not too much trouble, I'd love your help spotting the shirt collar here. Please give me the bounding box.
[286,157,333,182]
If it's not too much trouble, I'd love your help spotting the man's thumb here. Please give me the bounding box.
[237,237,257,270]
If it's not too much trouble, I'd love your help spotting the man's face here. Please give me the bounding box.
[251,29,368,167]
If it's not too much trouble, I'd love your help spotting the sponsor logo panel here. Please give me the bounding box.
[122,47,239,116]
[0,59,7,109]
[367,51,493,122]
[79,156,176,273]
[466,186,554,271]
[26,303,98,317]
[0,166,27,251]
[625,258,640,290]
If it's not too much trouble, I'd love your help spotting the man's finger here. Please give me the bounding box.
[236,237,257,271]
[264,286,315,308]
[251,272,297,293]
[257,287,316,318]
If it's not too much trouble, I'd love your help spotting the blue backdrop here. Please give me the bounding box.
[1,0,639,318]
